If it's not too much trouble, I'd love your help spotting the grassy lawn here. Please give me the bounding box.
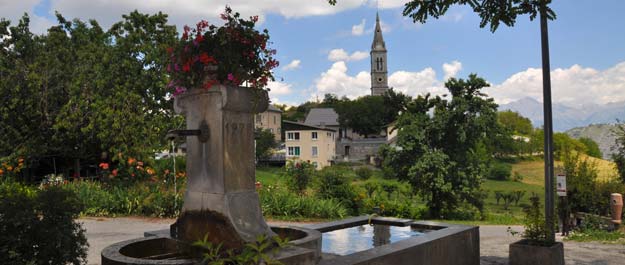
[256,166,284,186]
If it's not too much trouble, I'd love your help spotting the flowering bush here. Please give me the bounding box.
[167,7,278,96]
[0,156,25,181]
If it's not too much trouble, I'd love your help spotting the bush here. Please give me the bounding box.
[355,166,373,180]
[315,168,359,214]
[0,182,88,265]
[284,160,315,193]
[488,162,512,180]
[259,186,348,219]
[62,180,184,217]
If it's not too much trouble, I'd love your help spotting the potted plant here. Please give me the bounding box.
[508,194,564,265]
[166,6,278,97]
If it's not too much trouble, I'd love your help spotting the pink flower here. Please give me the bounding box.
[227,73,234,81]
[173,86,187,96]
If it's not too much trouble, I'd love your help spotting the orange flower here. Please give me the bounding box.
[146,168,155,175]
[0,169,4,175]
[128,157,136,165]
[6,166,13,172]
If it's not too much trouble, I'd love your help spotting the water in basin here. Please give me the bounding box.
[321,224,424,255]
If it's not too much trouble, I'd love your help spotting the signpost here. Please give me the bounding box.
[556,174,566,197]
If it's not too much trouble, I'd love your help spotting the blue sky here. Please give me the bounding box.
[2,0,624,106]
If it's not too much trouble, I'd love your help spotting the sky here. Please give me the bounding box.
[1,0,624,107]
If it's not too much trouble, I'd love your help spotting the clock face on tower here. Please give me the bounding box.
[377,77,384,83]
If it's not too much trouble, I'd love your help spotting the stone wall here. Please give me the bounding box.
[336,139,386,162]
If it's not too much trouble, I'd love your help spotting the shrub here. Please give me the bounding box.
[284,160,315,193]
[0,182,88,265]
[487,162,512,180]
[315,168,358,214]
[259,186,347,219]
[355,166,373,180]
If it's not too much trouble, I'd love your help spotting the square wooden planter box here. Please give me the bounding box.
[509,239,564,265]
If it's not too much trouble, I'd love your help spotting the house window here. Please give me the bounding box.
[312,146,318,157]
[256,115,261,123]
[270,128,274,133]
[287,146,301,157]
[287,132,300,140]
[312,132,318,140]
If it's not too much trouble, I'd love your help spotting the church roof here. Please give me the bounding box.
[304,108,339,127]
[371,12,386,51]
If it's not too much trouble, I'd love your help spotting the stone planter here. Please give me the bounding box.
[509,239,564,265]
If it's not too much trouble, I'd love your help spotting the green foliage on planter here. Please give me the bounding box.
[520,194,552,245]
[0,182,88,265]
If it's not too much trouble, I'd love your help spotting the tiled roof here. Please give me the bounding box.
[304,108,339,127]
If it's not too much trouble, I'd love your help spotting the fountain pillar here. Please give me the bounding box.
[170,85,274,249]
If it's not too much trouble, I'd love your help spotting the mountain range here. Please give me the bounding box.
[499,97,625,132]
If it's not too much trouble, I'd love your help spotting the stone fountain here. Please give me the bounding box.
[102,85,320,264]
[101,85,480,265]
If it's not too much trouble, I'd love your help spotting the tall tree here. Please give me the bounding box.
[381,74,496,218]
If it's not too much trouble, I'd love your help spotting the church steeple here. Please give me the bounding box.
[371,13,386,51]
[370,12,389,96]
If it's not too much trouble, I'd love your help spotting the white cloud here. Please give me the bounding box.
[312,61,371,100]
[389,69,445,96]
[282,59,301,71]
[267,80,293,96]
[312,61,445,101]
[328,49,368,62]
[351,19,366,36]
[485,62,625,106]
[442,60,462,80]
[1,0,371,34]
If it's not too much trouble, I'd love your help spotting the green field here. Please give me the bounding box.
[255,156,619,225]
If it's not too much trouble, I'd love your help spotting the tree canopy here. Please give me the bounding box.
[380,74,497,218]
[0,12,180,177]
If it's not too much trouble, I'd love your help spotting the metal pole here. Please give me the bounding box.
[540,2,556,243]
[172,140,177,211]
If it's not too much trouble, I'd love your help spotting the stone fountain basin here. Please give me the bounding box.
[101,226,321,265]
[306,216,480,265]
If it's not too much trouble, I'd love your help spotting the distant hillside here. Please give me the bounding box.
[566,124,621,160]
[499,97,625,132]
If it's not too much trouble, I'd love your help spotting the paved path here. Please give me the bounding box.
[81,218,625,265]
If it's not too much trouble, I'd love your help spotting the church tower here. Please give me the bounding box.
[370,12,389,96]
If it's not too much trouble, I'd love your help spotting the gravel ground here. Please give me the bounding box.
[81,218,625,265]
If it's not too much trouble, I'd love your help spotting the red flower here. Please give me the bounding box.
[204,80,217,90]
[112,169,118,176]
[199,53,215,64]
[182,63,191,72]
[166,47,174,54]
[99,162,109,170]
